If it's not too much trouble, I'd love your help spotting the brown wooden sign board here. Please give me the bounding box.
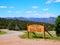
[27,24,53,39]
[27,24,45,32]
[27,24,45,38]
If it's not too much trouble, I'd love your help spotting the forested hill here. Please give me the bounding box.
[0,18,54,31]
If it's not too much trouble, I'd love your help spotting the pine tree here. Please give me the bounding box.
[55,15,60,36]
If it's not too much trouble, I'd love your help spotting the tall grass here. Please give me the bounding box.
[20,32,60,40]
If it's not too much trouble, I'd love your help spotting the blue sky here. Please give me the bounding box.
[0,0,60,18]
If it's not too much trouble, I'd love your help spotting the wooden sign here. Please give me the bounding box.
[27,24,53,39]
[27,24,45,32]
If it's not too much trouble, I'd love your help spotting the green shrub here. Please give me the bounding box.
[55,15,60,36]
[0,30,7,34]
[20,32,51,39]
[20,32,60,40]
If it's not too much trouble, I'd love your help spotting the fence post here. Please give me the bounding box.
[43,24,45,39]
[27,24,29,38]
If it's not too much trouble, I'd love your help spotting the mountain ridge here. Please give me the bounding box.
[5,17,56,24]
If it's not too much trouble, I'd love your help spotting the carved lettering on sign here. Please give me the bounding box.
[27,24,45,32]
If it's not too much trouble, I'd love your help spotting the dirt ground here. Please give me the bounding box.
[0,35,60,45]
[0,29,60,45]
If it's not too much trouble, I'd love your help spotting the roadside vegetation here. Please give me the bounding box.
[55,15,60,36]
[0,30,7,34]
[20,32,60,40]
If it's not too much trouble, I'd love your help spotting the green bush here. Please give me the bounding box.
[0,30,7,34]
[55,15,60,36]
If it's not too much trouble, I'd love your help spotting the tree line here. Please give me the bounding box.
[0,18,54,31]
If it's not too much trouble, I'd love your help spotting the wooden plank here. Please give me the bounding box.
[27,24,46,39]
[27,24,44,32]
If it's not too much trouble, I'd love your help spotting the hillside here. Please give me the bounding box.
[0,18,54,31]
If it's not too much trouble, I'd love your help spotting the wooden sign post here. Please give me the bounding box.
[27,24,45,39]
[27,24,53,39]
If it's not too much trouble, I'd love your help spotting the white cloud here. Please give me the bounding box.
[9,6,14,8]
[8,11,12,13]
[0,6,7,8]
[25,13,41,18]
[42,13,56,18]
[45,0,53,4]
[25,13,56,18]
[33,11,37,13]
[0,6,15,8]
[16,11,21,13]
[26,11,32,13]
[26,11,37,14]
[32,6,39,9]
[45,0,60,4]
[34,13,40,16]
[43,8,49,11]
[55,0,60,2]
[8,10,21,14]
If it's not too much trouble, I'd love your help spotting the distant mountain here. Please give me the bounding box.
[6,17,56,24]
[27,17,56,24]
